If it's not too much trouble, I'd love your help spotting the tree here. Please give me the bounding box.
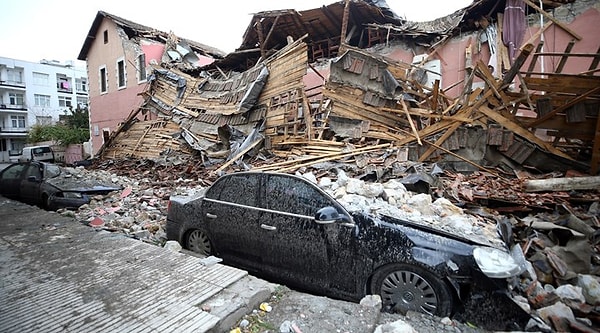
[28,106,90,145]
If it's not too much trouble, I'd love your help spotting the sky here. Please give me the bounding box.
[0,0,472,65]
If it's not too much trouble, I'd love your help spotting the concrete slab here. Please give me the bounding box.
[0,196,273,333]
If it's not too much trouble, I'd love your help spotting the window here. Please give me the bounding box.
[137,53,147,82]
[76,78,87,92]
[99,66,107,93]
[117,59,126,88]
[34,94,51,107]
[57,76,71,91]
[7,69,23,84]
[0,164,26,181]
[10,115,26,128]
[76,96,88,108]
[33,72,49,86]
[103,30,108,44]
[207,174,259,207]
[58,96,72,107]
[9,93,24,107]
[265,174,333,216]
[36,116,52,125]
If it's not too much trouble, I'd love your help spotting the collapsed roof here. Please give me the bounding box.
[77,11,227,62]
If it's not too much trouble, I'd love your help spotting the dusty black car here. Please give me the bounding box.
[166,172,531,329]
[0,161,121,210]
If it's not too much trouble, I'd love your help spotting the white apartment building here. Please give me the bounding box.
[0,57,88,162]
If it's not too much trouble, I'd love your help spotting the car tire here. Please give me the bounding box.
[185,229,213,256]
[370,263,453,317]
[42,193,53,210]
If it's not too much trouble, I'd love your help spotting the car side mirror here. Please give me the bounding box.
[27,176,39,182]
[315,206,340,224]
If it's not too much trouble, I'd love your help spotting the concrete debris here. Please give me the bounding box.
[373,319,418,333]
[163,240,182,253]
[578,274,600,306]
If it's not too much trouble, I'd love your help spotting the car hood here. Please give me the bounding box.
[364,212,507,249]
[46,174,122,193]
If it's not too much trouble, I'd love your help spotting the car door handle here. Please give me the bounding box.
[206,213,217,219]
[261,224,277,231]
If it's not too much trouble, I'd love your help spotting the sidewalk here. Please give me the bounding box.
[0,196,274,333]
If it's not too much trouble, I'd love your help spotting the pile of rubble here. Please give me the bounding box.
[54,158,600,331]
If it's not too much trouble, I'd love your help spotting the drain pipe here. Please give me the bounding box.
[539,0,545,77]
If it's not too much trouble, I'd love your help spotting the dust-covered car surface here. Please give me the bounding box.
[166,172,532,329]
[0,161,122,210]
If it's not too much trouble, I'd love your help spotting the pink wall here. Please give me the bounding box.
[142,44,165,64]
[378,6,600,99]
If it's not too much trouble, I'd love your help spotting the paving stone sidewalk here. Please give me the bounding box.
[0,197,273,333]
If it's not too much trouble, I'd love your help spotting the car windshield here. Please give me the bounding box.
[45,164,61,178]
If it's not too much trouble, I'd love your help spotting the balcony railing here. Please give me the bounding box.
[0,104,27,111]
[0,126,28,133]
[0,80,26,89]
[57,82,73,93]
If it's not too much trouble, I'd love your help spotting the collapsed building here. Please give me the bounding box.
[98,0,599,175]
[87,1,600,330]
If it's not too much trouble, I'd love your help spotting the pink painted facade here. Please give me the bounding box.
[80,14,219,156]
[83,18,157,155]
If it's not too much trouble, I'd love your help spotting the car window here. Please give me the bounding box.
[33,147,50,155]
[45,164,61,178]
[207,174,259,207]
[0,164,26,180]
[265,174,335,216]
[23,165,42,179]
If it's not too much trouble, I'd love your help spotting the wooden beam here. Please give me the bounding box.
[263,16,281,51]
[556,40,576,73]
[256,20,266,60]
[502,43,534,88]
[587,44,600,75]
[522,0,582,40]
[526,42,545,78]
[214,138,264,173]
[340,0,350,49]
[400,99,421,145]
[524,176,600,192]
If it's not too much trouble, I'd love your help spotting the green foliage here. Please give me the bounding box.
[27,106,90,145]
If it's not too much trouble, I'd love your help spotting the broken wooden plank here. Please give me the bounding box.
[400,99,421,145]
[501,43,534,88]
[214,138,264,173]
[524,176,600,192]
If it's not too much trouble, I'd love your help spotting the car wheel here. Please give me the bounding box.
[370,264,453,317]
[186,229,212,256]
[42,194,53,210]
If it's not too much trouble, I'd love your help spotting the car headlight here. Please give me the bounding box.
[473,246,526,278]
[62,192,83,199]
